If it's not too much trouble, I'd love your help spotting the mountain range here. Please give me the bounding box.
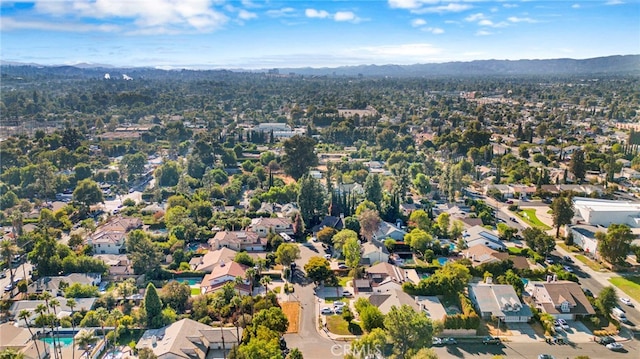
[1,55,638,79]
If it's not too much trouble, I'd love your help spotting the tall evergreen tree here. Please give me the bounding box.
[143,283,163,329]
[364,173,383,209]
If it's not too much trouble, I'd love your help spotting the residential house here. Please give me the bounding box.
[416,296,447,322]
[313,215,345,233]
[368,289,420,314]
[526,280,596,320]
[463,225,506,251]
[136,318,242,359]
[570,225,601,258]
[361,242,390,265]
[11,297,97,326]
[189,247,238,273]
[335,183,364,195]
[209,231,266,251]
[363,262,419,294]
[372,221,407,242]
[26,273,102,296]
[200,261,251,296]
[461,244,530,270]
[250,217,294,238]
[399,203,419,216]
[469,282,532,323]
[94,254,138,281]
[89,216,142,254]
[0,323,50,359]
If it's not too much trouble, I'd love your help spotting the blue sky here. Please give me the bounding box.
[1,0,638,69]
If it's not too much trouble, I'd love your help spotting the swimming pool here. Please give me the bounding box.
[177,278,201,286]
[437,257,449,266]
[41,336,74,347]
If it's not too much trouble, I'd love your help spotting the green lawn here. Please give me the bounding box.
[325,316,363,336]
[557,242,581,253]
[609,276,640,303]
[190,287,201,296]
[338,276,353,287]
[516,209,551,230]
[575,254,606,272]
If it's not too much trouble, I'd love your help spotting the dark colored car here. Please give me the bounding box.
[442,337,457,345]
[597,336,616,345]
[483,336,501,345]
[583,288,593,297]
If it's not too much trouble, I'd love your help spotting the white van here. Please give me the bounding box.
[612,307,628,322]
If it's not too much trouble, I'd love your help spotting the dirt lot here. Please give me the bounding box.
[281,301,300,333]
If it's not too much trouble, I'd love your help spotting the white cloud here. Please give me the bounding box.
[305,8,330,19]
[238,9,257,21]
[507,16,537,23]
[475,29,492,36]
[426,27,444,34]
[411,18,427,27]
[334,11,356,22]
[502,3,518,9]
[388,0,423,9]
[0,17,120,32]
[414,3,472,14]
[571,4,581,9]
[354,43,442,58]
[33,0,228,33]
[605,0,624,5]
[465,13,486,22]
[266,7,295,18]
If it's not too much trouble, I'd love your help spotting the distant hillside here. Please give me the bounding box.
[277,55,640,77]
[1,55,638,79]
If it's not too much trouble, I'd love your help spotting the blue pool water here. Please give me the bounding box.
[178,278,201,286]
[437,257,449,266]
[420,273,430,280]
[521,278,529,286]
[449,243,456,251]
[42,337,74,347]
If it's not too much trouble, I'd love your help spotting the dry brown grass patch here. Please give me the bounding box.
[281,301,300,333]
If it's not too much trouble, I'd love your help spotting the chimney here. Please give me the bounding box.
[547,275,552,283]
[340,213,344,219]
[553,274,557,282]
[486,276,493,284]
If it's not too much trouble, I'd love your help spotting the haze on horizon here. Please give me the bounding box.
[1,0,638,69]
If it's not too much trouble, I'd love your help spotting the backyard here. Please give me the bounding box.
[516,208,551,230]
[609,276,640,303]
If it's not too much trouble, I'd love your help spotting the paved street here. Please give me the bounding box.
[432,341,638,359]
[1,262,33,298]
[284,241,338,359]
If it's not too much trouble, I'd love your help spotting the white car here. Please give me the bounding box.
[342,290,353,297]
[321,307,334,315]
[324,254,331,260]
[606,342,624,351]
[333,301,346,308]
[557,319,570,329]
[620,297,633,306]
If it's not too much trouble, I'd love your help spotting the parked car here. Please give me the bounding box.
[0,271,6,279]
[538,355,555,359]
[320,307,334,315]
[334,306,343,314]
[506,200,514,204]
[482,336,501,345]
[509,216,517,222]
[557,319,569,329]
[583,288,593,297]
[441,337,457,345]
[337,264,349,270]
[606,342,624,351]
[342,290,353,297]
[597,336,616,345]
[333,301,346,308]
[620,297,633,306]
[432,337,443,346]
[323,254,331,260]
[563,255,573,263]
[4,283,14,292]
[563,265,574,273]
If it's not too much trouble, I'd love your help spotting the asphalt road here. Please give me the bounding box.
[284,241,338,359]
[432,341,638,359]
[1,262,32,298]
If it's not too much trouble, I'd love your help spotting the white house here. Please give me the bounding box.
[469,282,532,323]
[463,225,506,251]
[200,261,251,295]
[372,221,407,242]
[250,217,294,238]
[361,242,390,265]
[570,225,601,258]
[526,280,596,320]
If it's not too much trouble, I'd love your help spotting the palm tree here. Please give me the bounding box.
[230,296,242,345]
[66,299,76,359]
[244,268,256,296]
[75,330,97,359]
[18,310,42,359]
[233,276,244,297]
[108,309,123,354]
[48,298,62,359]
[39,292,58,359]
[259,276,271,294]
[95,307,109,351]
[0,348,25,359]
[0,239,20,293]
